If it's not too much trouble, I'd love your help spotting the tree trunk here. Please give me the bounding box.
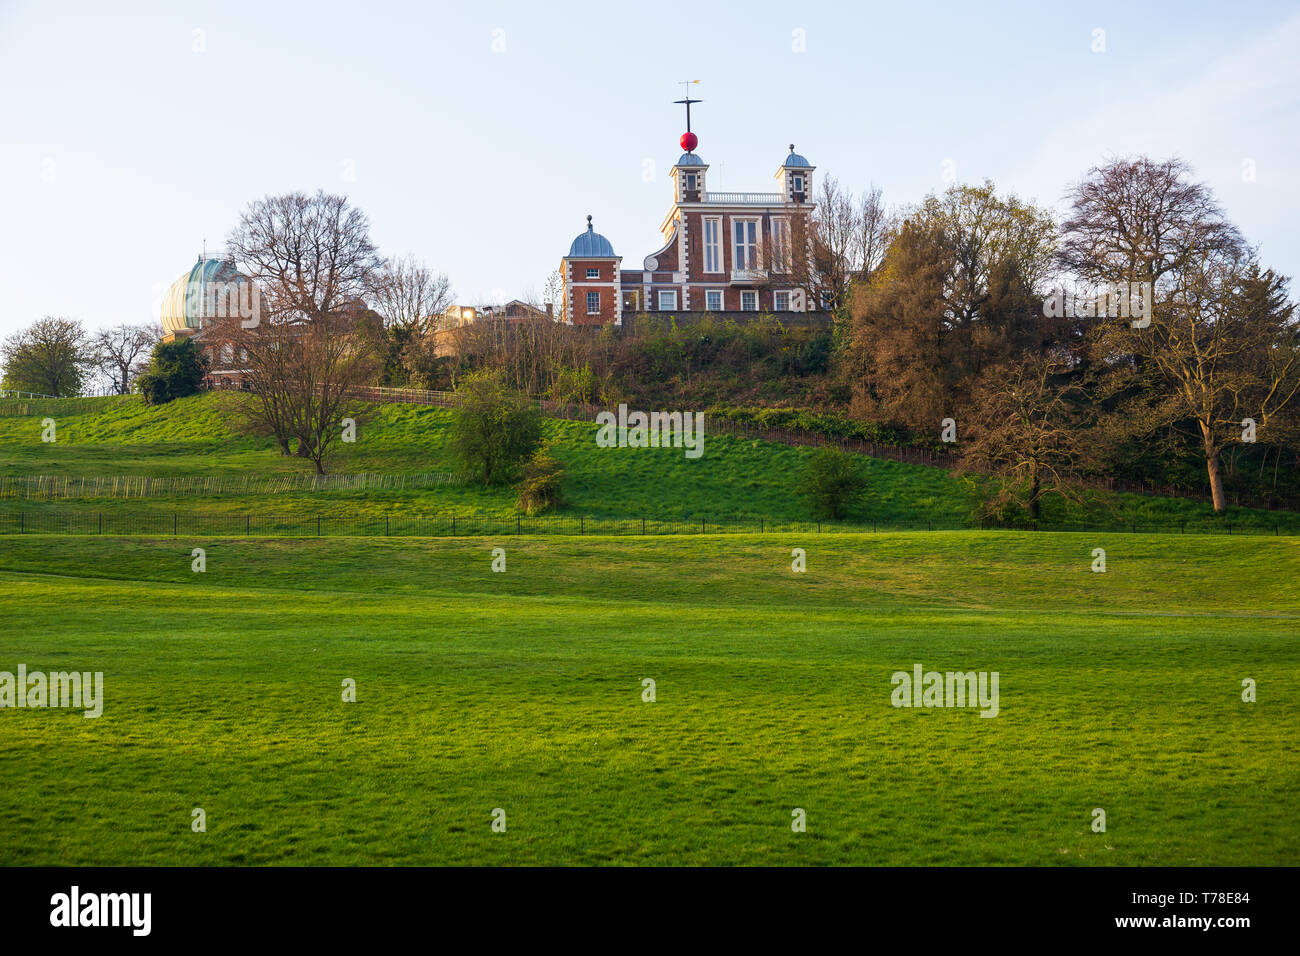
[1028,471,1041,527]
[277,437,291,456]
[1201,423,1228,512]
[295,439,312,458]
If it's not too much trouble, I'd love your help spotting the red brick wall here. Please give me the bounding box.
[570,285,618,325]
[649,230,679,271]
[572,261,617,283]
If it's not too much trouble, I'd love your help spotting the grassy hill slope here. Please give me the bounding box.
[1,394,1296,532]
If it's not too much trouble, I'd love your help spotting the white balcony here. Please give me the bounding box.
[730,269,769,283]
[703,191,785,205]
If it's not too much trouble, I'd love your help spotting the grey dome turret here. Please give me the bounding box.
[568,215,616,257]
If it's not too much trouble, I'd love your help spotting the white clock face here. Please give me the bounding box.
[643,256,659,271]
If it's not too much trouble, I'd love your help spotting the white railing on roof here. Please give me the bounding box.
[702,191,786,204]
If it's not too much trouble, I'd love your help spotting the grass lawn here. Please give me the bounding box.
[0,532,1296,866]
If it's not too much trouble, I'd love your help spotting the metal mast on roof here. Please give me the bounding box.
[674,79,701,132]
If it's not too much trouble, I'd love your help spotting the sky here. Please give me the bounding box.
[1,0,1297,338]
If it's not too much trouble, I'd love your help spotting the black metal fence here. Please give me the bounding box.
[0,510,1294,538]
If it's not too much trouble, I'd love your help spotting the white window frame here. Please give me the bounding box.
[586,291,600,315]
[792,173,805,193]
[740,291,759,312]
[771,217,791,272]
[773,290,790,312]
[703,216,722,273]
[705,289,723,311]
[658,290,678,311]
[733,218,759,271]
[585,268,599,279]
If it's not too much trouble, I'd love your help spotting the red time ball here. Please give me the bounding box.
[680,131,698,152]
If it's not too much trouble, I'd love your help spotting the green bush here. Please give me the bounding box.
[450,369,542,485]
[803,447,867,520]
[137,338,207,405]
[711,405,918,446]
[516,447,566,515]
[548,363,606,406]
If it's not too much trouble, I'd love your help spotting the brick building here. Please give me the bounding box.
[560,101,820,326]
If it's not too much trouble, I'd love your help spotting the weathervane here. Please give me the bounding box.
[674,79,702,151]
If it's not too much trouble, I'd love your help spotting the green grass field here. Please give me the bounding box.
[1,532,1297,865]
[1,395,1297,866]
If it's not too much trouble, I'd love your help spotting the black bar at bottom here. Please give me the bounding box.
[0,865,1278,944]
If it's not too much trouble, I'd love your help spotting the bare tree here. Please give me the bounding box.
[221,313,377,473]
[960,353,1101,525]
[541,270,565,322]
[215,318,297,455]
[370,255,453,336]
[226,190,383,324]
[89,323,160,395]
[222,191,384,471]
[853,184,893,279]
[1060,157,1243,296]
[808,175,859,313]
[282,315,377,474]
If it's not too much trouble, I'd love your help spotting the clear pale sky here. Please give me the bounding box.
[1,0,1296,337]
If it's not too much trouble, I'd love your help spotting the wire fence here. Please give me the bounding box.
[0,510,1294,538]
[0,395,133,418]
[0,472,458,500]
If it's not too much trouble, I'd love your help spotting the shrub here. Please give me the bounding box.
[137,338,207,405]
[450,369,541,484]
[803,446,867,520]
[711,405,916,446]
[548,363,606,406]
[516,447,566,515]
